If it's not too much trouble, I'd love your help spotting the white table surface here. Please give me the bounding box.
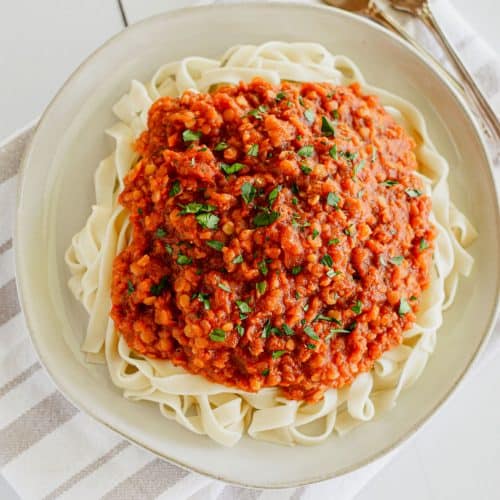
[0,1,499,499]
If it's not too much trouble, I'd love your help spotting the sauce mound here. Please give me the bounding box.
[111,78,435,402]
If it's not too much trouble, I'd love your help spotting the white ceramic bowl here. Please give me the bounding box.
[15,2,500,489]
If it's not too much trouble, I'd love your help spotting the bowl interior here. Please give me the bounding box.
[16,2,499,488]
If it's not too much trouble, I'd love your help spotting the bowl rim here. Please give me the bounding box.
[14,0,500,489]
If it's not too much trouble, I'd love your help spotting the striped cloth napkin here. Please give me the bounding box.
[1,1,499,499]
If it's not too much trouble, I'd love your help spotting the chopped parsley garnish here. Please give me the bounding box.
[137,208,143,215]
[405,188,422,198]
[232,254,244,264]
[241,182,256,204]
[325,328,350,341]
[297,145,314,158]
[256,281,267,294]
[247,144,259,157]
[314,314,336,323]
[165,243,173,254]
[320,254,333,267]
[194,292,211,310]
[182,129,201,142]
[298,96,305,106]
[209,329,226,342]
[246,105,267,120]
[306,343,316,350]
[340,151,358,161]
[207,240,224,251]
[127,280,134,294]
[275,92,286,101]
[150,276,168,296]
[180,203,216,215]
[351,300,363,315]
[282,324,295,336]
[218,283,231,292]
[304,325,319,340]
[326,192,340,207]
[321,116,335,136]
[196,213,219,229]
[220,162,246,175]
[380,180,398,186]
[253,210,280,227]
[410,295,418,301]
[300,165,312,174]
[236,325,245,336]
[312,229,320,239]
[398,298,411,316]
[389,255,404,265]
[291,266,302,275]
[268,185,282,205]
[261,368,270,376]
[353,159,366,179]
[328,238,340,246]
[236,300,252,314]
[419,238,429,251]
[326,269,340,278]
[272,350,286,359]
[155,228,166,238]
[169,180,181,197]
[176,254,192,265]
[258,260,269,276]
[333,109,339,120]
[292,197,298,205]
[304,109,315,124]
[329,145,338,159]
[214,142,228,151]
[262,320,272,338]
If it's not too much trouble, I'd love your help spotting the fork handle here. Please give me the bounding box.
[419,4,500,142]
[366,5,463,92]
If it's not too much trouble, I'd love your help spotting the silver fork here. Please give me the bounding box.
[389,0,500,142]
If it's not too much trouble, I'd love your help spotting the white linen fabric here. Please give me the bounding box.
[1,1,499,499]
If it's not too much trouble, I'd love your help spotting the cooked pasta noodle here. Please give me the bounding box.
[65,42,475,447]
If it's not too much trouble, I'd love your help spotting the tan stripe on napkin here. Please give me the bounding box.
[218,485,261,500]
[0,362,41,399]
[0,279,20,327]
[0,128,34,184]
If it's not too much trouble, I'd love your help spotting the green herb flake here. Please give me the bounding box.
[207,240,224,251]
[262,320,272,338]
[275,92,286,102]
[221,162,246,175]
[282,324,295,336]
[326,192,340,208]
[218,283,231,293]
[272,350,286,359]
[258,260,269,276]
[261,368,270,376]
[236,300,252,314]
[292,197,298,205]
[180,203,216,215]
[329,144,338,160]
[150,276,168,296]
[306,343,316,350]
[127,280,135,294]
[328,238,340,246]
[314,314,336,323]
[268,185,282,205]
[176,254,192,266]
[380,180,398,186]
[246,105,267,120]
[389,255,404,265]
[169,180,181,197]
[253,210,280,227]
[312,229,320,239]
[256,281,267,294]
[304,109,315,124]
[182,129,202,142]
[155,228,166,238]
[320,254,333,267]
[326,269,340,278]
[165,243,173,255]
[419,238,429,251]
[241,182,256,204]
[304,325,319,340]
[406,188,422,198]
[297,145,314,158]
[236,324,245,336]
[232,254,244,264]
[214,142,228,151]
[209,328,226,342]
[291,266,302,275]
[196,213,219,229]
[321,116,335,136]
[353,159,366,179]
[351,300,363,315]
[333,109,340,120]
[399,297,411,316]
[247,144,259,157]
[300,165,312,174]
[194,292,211,310]
[298,96,305,106]
[326,328,350,341]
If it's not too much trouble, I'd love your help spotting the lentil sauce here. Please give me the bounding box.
[110,78,435,402]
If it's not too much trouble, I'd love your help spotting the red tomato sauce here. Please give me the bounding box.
[110,78,435,402]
